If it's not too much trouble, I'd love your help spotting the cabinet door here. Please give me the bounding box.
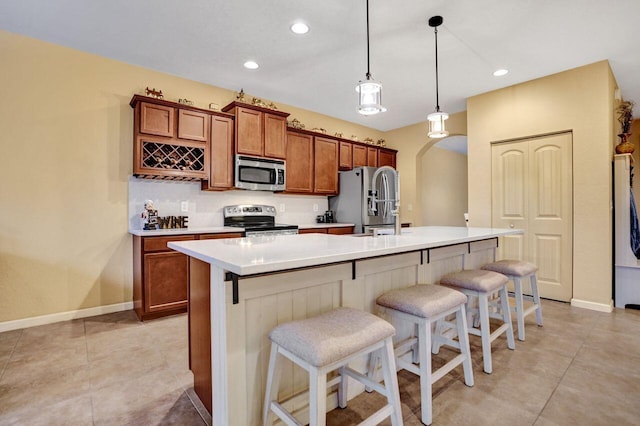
[367,147,378,167]
[203,116,234,190]
[339,142,353,170]
[140,102,175,137]
[178,109,209,142]
[144,252,188,313]
[263,114,287,159]
[286,131,314,193]
[353,145,367,167]
[235,107,263,156]
[378,149,396,168]
[314,137,339,194]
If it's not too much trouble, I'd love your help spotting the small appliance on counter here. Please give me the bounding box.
[223,204,298,236]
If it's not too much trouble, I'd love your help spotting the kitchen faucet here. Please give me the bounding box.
[370,166,401,235]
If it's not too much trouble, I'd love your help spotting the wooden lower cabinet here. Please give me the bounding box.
[133,232,243,321]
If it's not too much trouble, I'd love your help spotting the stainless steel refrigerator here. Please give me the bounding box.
[329,166,398,234]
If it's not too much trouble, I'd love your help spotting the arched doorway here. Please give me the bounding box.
[416,135,468,226]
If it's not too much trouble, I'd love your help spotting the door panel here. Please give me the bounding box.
[492,132,573,302]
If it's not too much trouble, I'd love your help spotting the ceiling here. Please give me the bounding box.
[2,0,639,131]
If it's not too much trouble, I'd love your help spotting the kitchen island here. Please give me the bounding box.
[169,226,521,425]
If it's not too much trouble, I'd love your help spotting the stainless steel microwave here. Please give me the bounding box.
[235,155,286,191]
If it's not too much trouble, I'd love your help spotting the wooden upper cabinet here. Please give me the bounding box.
[339,141,353,170]
[140,102,174,137]
[263,114,287,159]
[367,147,378,167]
[202,115,234,190]
[353,144,367,168]
[223,102,290,159]
[314,137,339,195]
[285,131,314,193]
[235,106,264,157]
[378,149,396,168]
[178,109,209,142]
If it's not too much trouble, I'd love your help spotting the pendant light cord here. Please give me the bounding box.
[366,0,371,79]
[434,25,440,112]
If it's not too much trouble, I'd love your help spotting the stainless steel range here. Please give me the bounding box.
[223,204,298,237]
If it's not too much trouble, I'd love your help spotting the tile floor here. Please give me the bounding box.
[1,300,639,425]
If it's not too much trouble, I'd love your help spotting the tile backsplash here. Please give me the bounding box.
[128,177,329,230]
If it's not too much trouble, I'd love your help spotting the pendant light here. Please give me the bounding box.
[356,0,386,115]
[427,15,448,138]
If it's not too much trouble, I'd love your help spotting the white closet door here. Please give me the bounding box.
[492,132,573,302]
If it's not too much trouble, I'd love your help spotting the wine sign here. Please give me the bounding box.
[157,216,189,229]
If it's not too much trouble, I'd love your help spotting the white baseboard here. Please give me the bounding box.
[570,298,613,313]
[0,302,134,333]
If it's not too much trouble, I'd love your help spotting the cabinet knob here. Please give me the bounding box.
[510,224,514,228]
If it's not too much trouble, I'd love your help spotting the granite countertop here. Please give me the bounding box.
[168,226,522,276]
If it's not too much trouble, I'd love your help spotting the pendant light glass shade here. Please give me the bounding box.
[356,77,386,115]
[427,16,448,138]
[356,0,385,115]
[427,111,449,138]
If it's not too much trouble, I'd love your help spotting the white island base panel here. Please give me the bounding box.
[171,227,519,426]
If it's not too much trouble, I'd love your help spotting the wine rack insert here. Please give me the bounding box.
[135,138,207,181]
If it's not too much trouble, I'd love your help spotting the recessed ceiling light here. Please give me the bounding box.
[244,60,259,70]
[493,69,509,77]
[290,22,309,35]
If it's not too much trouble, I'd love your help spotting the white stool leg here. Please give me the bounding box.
[432,319,442,355]
[309,367,327,426]
[531,274,543,326]
[499,286,516,350]
[365,349,379,393]
[418,320,433,425]
[514,277,526,341]
[456,304,474,387]
[478,293,492,374]
[380,336,403,426]
[263,344,282,426]
[338,366,348,408]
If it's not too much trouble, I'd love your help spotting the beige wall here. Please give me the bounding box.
[385,112,467,226]
[467,61,618,307]
[420,146,468,226]
[0,31,385,323]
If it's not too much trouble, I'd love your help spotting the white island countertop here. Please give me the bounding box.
[168,226,521,276]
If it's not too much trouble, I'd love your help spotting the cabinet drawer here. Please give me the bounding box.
[327,226,354,235]
[298,228,328,234]
[199,233,244,239]
[143,235,196,252]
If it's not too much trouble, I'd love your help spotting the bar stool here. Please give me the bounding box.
[439,270,515,374]
[481,259,543,341]
[372,284,474,426]
[263,307,403,426]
